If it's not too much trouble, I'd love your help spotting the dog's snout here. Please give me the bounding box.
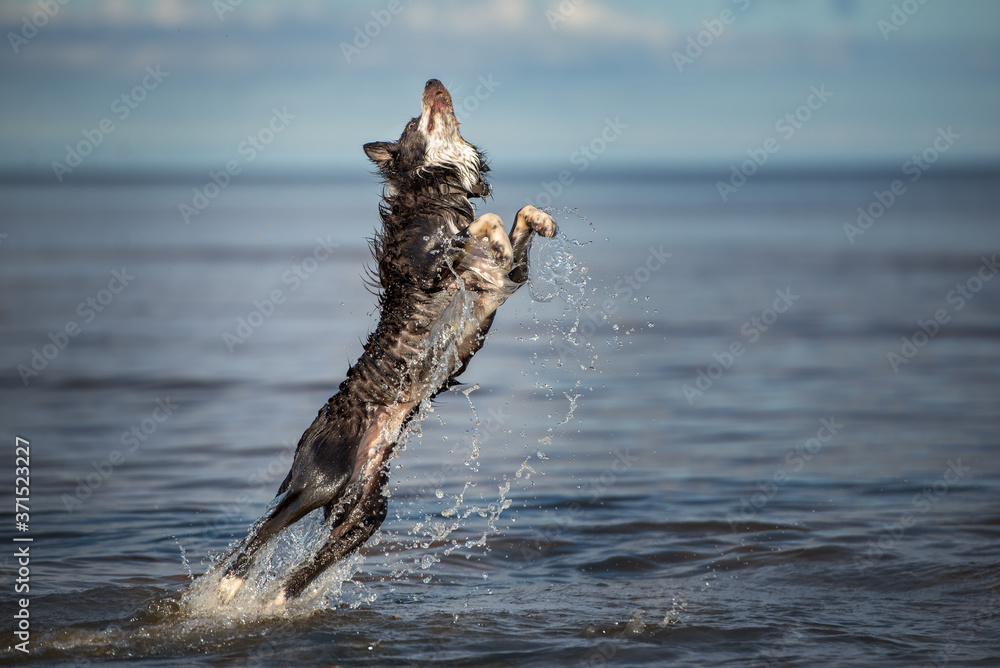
[422,79,455,128]
[424,79,450,101]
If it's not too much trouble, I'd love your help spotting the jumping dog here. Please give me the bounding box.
[217,79,555,607]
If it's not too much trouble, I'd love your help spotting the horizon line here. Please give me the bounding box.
[2,161,999,186]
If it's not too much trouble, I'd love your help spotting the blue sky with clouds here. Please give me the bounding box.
[1,0,998,175]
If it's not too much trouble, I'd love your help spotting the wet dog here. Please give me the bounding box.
[217,79,555,606]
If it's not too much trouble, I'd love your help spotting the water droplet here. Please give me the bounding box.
[625,610,646,636]
[435,489,444,498]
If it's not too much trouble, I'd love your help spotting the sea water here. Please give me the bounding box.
[1,169,998,666]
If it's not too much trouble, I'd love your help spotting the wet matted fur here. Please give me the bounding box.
[216,79,555,607]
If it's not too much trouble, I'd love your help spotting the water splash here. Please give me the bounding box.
[459,384,482,472]
[387,207,598,585]
[539,385,583,445]
[179,507,373,623]
[660,596,689,627]
[390,210,596,577]
[172,280,486,620]
[173,535,194,582]
[172,213,592,621]
[524,213,594,442]
[369,381,541,588]
[401,463,516,565]
[521,209,607,380]
[528,209,593,325]
[44,520,375,655]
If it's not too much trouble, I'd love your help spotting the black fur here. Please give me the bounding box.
[217,79,553,603]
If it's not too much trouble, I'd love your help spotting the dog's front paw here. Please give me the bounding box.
[518,206,557,238]
[468,213,514,269]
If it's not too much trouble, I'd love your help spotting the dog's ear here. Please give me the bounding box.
[363,142,395,170]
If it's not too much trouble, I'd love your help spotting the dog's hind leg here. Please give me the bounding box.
[508,206,556,284]
[217,487,332,603]
[274,473,390,605]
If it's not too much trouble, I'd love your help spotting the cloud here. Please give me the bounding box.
[0,0,332,29]
[406,0,531,33]
[544,1,671,51]
[400,0,672,59]
[0,0,673,73]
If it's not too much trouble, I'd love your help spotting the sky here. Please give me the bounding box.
[1,0,998,175]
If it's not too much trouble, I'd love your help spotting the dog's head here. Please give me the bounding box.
[364,79,491,198]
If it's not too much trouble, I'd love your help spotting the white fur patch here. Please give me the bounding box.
[418,110,481,192]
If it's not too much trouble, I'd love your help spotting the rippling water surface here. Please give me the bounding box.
[1,171,999,666]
